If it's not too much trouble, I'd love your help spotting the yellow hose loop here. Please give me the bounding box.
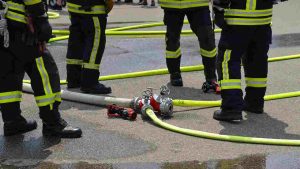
[47,12,60,19]
[146,108,300,146]
[173,91,300,107]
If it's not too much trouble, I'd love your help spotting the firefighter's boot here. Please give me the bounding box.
[213,109,242,121]
[80,69,112,94]
[170,72,183,87]
[1,102,37,136]
[40,102,82,138]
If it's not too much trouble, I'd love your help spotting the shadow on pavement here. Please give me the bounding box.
[0,135,60,166]
[219,112,300,140]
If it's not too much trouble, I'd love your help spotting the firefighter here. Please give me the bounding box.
[159,0,219,93]
[0,0,82,137]
[65,0,114,94]
[212,0,288,121]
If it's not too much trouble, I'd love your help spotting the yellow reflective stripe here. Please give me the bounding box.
[66,59,83,65]
[82,63,100,70]
[7,1,26,13]
[166,47,181,58]
[67,3,106,14]
[245,77,267,88]
[225,17,272,26]
[88,17,101,68]
[36,57,53,95]
[224,9,272,17]
[200,48,217,58]
[0,91,22,104]
[158,0,209,9]
[23,0,41,5]
[35,92,61,107]
[220,79,241,90]
[6,11,26,23]
[246,0,256,10]
[222,49,231,80]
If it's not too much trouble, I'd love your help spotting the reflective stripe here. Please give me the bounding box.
[225,17,272,26]
[246,0,256,10]
[35,92,61,107]
[6,11,26,23]
[36,57,53,96]
[166,47,181,59]
[158,0,209,9]
[82,63,100,70]
[7,1,25,13]
[245,77,267,88]
[200,48,217,58]
[66,59,83,65]
[224,9,272,17]
[67,3,106,15]
[87,17,101,70]
[23,0,42,5]
[220,79,241,90]
[0,91,22,104]
[222,49,231,80]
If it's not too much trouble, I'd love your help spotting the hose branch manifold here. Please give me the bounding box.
[131,85,173,119]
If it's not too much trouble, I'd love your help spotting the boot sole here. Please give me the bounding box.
[213,115,243,122]
[43,128,82,138]
[80,88,112,94]
[43,131,82,138]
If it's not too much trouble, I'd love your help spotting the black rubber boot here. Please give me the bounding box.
[81,82,112,94]
[213,109,243,121]
[40,102,82,138]
[43,118,82,138]
[170,72,183,87]
[202,80,220,94]
[1,102,37,136]
[4,116,37,136]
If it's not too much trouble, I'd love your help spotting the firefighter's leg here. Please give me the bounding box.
[213,48,244,121]
[213,27,252,121]
[243,26,271,114]
[187,8,217,81]
[164,10,185,86]
[187,9,219,92]
[0,47,37,136]
[28,47,82,138]
[80,15,111,94]
[66,14,84,89]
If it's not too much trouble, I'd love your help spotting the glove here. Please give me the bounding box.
[34,16,52,42]
[213,7,228,30]
[105,0,114,13]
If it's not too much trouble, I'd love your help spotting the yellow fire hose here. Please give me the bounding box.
[145,108,300,146]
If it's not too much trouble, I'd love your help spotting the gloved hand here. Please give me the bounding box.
[105,0,114,13]
[34,17,52,42]
[213,7,228,30]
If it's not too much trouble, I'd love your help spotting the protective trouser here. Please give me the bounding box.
[217,25,272,112]
[66,13,107,88]
[163,8,217,81]
[0,31,61,122]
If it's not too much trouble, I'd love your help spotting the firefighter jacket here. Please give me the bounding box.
[5,0,47,30]
[220,0,273,26]
[66,0,107,15]
[158,0,210,11]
